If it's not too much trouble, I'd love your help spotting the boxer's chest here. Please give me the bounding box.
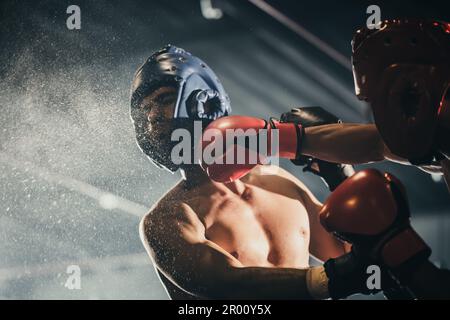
[199,184,311,268]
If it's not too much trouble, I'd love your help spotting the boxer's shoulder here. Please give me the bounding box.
[148,197,193,222]
[142,184,196,228]
[140,197,202,246]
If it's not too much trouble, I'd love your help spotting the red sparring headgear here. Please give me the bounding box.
[352,19,450,164]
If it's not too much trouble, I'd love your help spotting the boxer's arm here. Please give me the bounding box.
[140,201,318,299]
[302,123,409,165]
[409,260,450,299]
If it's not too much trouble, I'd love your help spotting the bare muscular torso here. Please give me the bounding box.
[148,166,343,299]
[185,169,311,268]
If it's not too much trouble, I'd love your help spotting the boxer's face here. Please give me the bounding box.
[131,85,182,170]
[133,86,178,142]
[131,85,213,170]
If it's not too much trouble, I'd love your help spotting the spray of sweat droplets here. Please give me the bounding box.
[0,3,177,298]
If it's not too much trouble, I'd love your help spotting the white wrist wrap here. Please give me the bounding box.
[306,266,330,299]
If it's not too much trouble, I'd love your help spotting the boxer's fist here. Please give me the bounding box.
[200,115,302,182]
[319,169,431,282]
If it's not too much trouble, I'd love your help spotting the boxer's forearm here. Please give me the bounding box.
[302,124,386,164]
[202,266,324,299]
[409,260,450,299]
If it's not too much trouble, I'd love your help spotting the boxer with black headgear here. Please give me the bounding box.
[130,44,231,173]
[136,46,383,300]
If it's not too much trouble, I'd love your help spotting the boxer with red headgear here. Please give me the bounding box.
[271,20,450,298]
[352,19,450,164]
[278,19,450,192]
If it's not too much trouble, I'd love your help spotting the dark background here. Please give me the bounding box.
[0,0,449,299]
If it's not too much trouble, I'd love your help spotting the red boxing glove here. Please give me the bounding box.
[319,169,431,283]
[200,115,302,182]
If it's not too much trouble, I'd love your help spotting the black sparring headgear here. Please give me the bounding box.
[130,45,232,172]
